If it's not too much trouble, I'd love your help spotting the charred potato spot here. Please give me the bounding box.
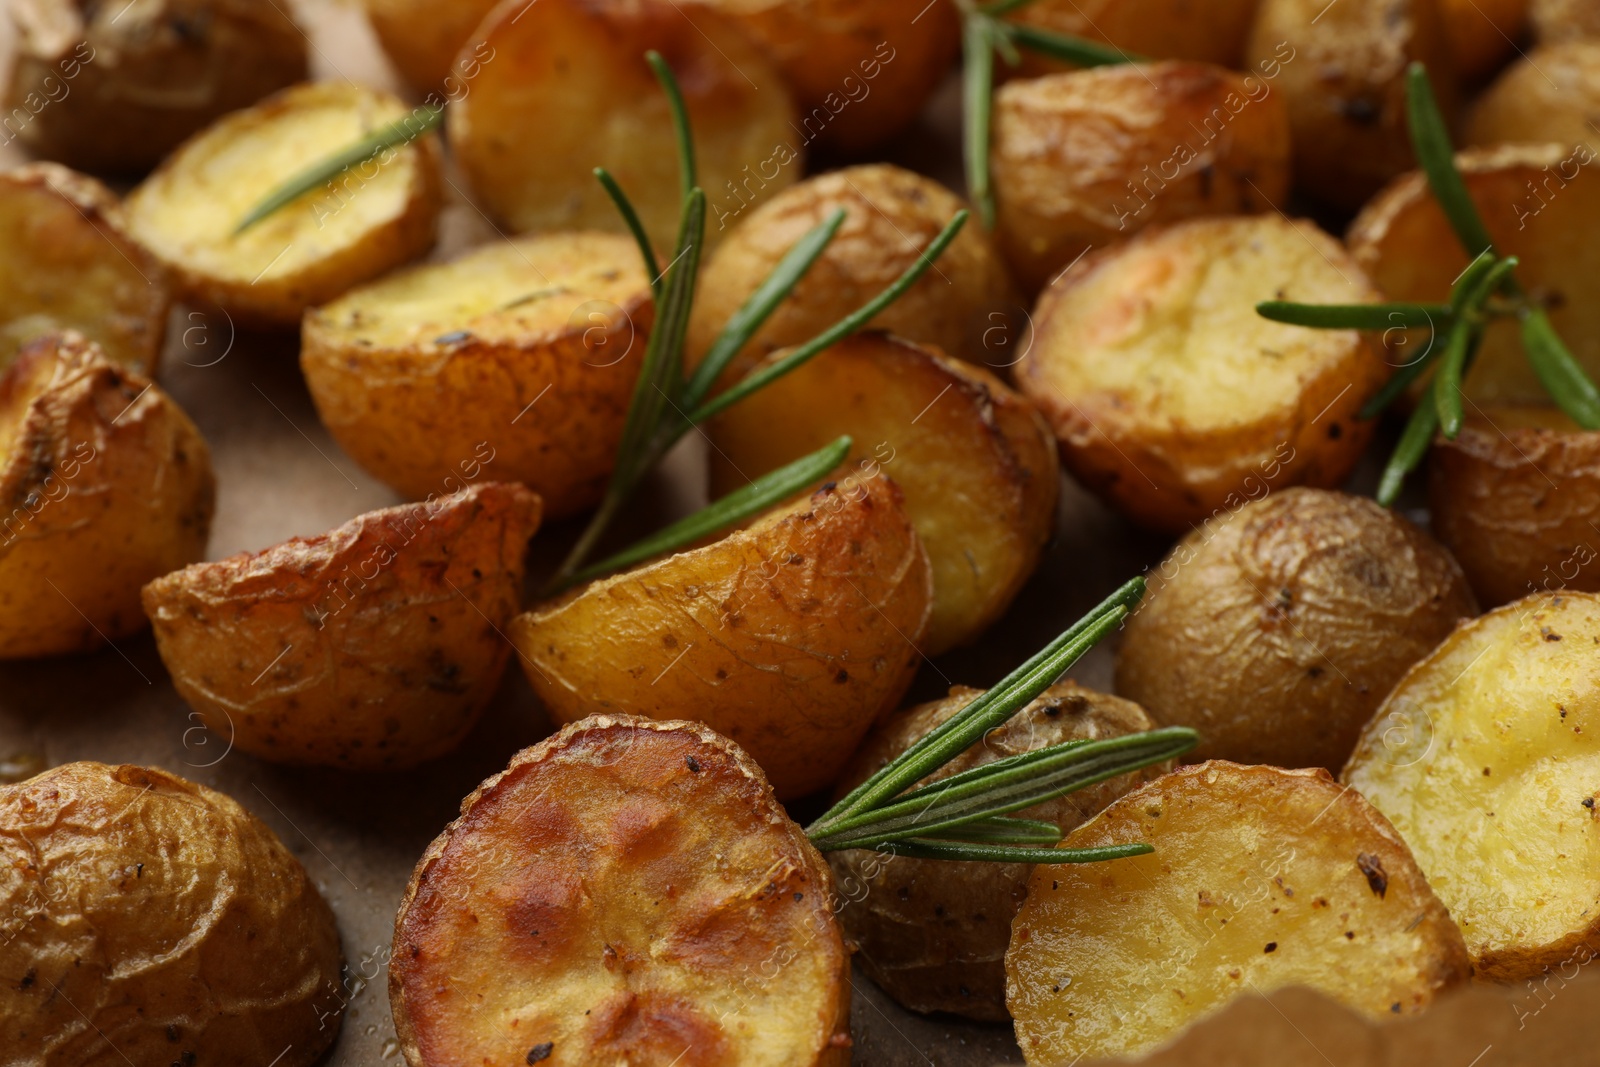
[1467,41,1600,155]
[363,0,501,90]
[1002,0,1260,73]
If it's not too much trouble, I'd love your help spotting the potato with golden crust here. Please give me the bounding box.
[0,163,168,374]
[0,333,213,660]
[302,231,652,519]
[124,81,443,326]
[1441,0,1529,79]
[689,164,1015,374]
[509,474,931,799]
[1531,0,1600,41]
[1116,489,1478,771]
[1001,0,1261,73]
[450,0,798,253]
[706,332,1056,655]
[1468,42,1600,153]
[4,0,307,174]
[1017,215,1389,534]
[1006,762,1472,1065]
[828,681,1165,1021]
[1344,592,1600,980]
[363,0,500,90]
[1349,143,1600,406]
[990,62,1292,294]
[142,483,542,771]
[0,762,343,1066]
[1246,0,1458,210]
[390,715,851,1067]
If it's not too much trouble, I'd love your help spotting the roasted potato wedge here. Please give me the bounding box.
[4,0,307,174]
[1017,215,1389,533]
[689,164,1015,374]
[1006,762,1472,1064]
[390,715,851,1067]
[302,231,653,518]
[1246,0,1458,210]
[1531,0,1600,41]
[1001,0,1261,73]
[1467,41,1600,153]
[450,0,797,253]
[0,333,213,660]
[829,681,1165,1021]
[142,483,542,771]
[508,475,931,799]
[1349,143,1600,406]
[991,62,1292,294]
[124,81,444,326]
[1344,592,1600,980]
[363,0,500,90]
[706,332,1056,655]
[1116,489,1478,771]
[0,762,343,1066]
[1441,0,1529,79]
[0,163,168,374]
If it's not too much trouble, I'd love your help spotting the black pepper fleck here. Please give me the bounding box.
[527,1043,554,1063]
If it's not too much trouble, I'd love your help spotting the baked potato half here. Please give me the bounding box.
[1116,489,1479,771]
[4,0,307,174]
[363,0,500,90]
[1017,215,1389,533]
[1001,0,1261,73]
[1344,591,1600,980]
[142,482,542,771]
[706,332,1056,655]
[508,474,932,800]
[390,715,851,1067]
[991,61,1292,294]
[0,762,343,1066]
[1006,762,1472,1065]
[0,163,168,374]
[449,0,798,253]
[302,231,653,519]
[124,80,444,326]
[829,681,1165,1021]
[1531,0,1600,41]
[0,333,214,660]
[1467,41,1600,153]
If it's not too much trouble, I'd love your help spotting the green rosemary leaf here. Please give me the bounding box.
[1404,64,1493,259]
[593,168,661,298]
[854,840,1152,865]
[1523,308,1600,430]
[981,0,1047,15]
[1377,377,1445,506]
[647,51,697,201]
[1007,22,1142,66]
[963,15,998,230]
[1435,256,1519,437]
[1255,301,1450,331]
[922,816,1063,846]
[1450,250,1499,310]
[1432,317,1477,439]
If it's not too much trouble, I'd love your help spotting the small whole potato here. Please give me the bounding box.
[363,0,500,89]
[1440,0,1530,79]
[828,681,1165,1020]
[1531,0,1600,41]
[0,762,344,1066]
[1116,488,1479,771]
[1468,41,1600,154]
[1002,0,1262,74]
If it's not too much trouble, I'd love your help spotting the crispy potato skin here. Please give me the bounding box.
[302,231,653,518]
[0,163,168,375]
[125,81,443,326]
[1247,0,1458,210]
[707,332,1056,654]
[142,483,542,771]
[1018,215,1388,533]
[1531,0,1600,42]
[991,62,1292,294]
[450,0,798,253]
[1116,489,1478,771]
[1441,0,1529,79]
[0,333,214,659]
[364,0,500,89]
[1006,762,1471,1064]
[1344,593,1600,980]
[4,0,307,174]
[1467,41,1600,153]
[390,715,851,1067]
[828,682,1164,1021]
[0,762,343,1066]
[1349,144,1600,406]
[1002,0,1260,73]
[509,476,932,799]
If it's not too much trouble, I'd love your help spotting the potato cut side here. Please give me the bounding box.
[1468,42,1600,154]
[302,231,652,517]
[1002,0,1261,73]
[509,475,931,799]
[1006,762,1471,1065]
[1344,592,1600,980]
[390,715,851,1067]
[707,332,1056,654]
[125,81,442,325]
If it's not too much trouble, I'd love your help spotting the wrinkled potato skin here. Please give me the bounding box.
[991,62,1292,294]
[142,483,541,771]
[4,0,307,174]
[1441,0,1529,79]
[828,682,1165,1021]
[0,334,214,659]
[0,163,168,375]
[363,0,500,89]
[1003,0,1261,74]
[1116,489,1478,771]
[1467,42,1600,153]
[1247,0,1458,210]
[690,164,1016,374]
[0,762,343,1066]
[509,476,932,799]
[1006,762,1471,1066]
[391,716,851,1067]
[1344,593,1600,980]
[1531,0,1600,42]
